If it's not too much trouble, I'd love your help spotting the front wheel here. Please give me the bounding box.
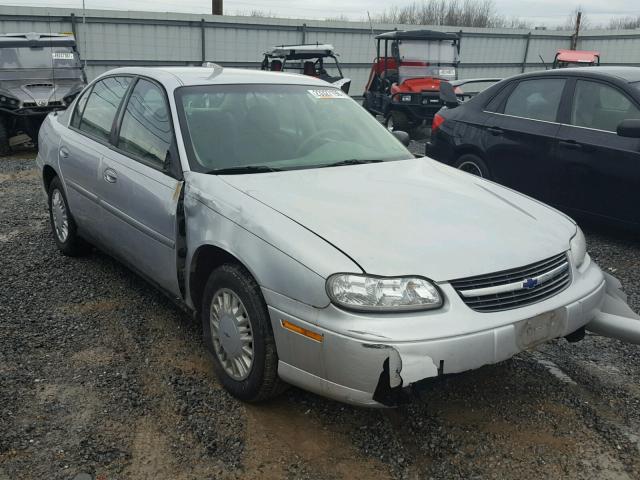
[384,110,410,134]
[201,264,285,402]
[454,154,491,179]
[48,176,90,256]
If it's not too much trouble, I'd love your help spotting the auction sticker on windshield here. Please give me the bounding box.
[307,89,348,99]
[52,52,74,60]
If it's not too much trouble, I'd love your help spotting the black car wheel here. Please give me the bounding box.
[201,263,286,402]
[455,154,490,179]
[0,118,11,156]
[385,111,410,133]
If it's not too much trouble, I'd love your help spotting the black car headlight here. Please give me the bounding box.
[0,95,19,107]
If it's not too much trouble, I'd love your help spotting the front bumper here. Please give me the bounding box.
[265,257,607,407]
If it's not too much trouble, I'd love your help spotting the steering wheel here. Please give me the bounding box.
[295,128,345,156]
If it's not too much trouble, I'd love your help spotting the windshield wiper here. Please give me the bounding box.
[320,159,385,168]
[207,165,282,175]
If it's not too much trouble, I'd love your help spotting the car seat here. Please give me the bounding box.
[270,60,282,71]
[303,61,315,76]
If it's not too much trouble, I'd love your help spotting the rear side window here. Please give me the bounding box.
[79,76,131,142]
[70,87,90,129]
[571,80,640,132]
[503,78,565,122]
[117,79,173,167]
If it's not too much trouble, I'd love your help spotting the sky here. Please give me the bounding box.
[1,0,639,28]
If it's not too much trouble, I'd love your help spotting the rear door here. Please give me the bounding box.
[97,77,183,297]
[59,76,132,236]
[552,78,640,227]
[482,77,567,202]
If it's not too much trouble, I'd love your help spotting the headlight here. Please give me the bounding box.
[570,226,586,268]
[326,274,442,312]
[400,94,412,102]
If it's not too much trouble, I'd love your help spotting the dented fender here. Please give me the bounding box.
[587,272,640,345]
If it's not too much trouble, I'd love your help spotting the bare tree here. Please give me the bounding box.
[371,0,530,28]
[607,16,640,30]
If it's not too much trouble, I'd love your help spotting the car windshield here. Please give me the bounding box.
[0,46,81,69]
[175,84,412,173]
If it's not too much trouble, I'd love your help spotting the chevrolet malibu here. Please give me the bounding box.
[36,67,640,407]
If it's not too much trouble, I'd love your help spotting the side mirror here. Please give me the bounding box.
[392,130,411,147]
[439,81,460,109]
[617,119,640,138]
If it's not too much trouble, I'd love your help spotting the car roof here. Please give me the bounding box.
[99,66,333,88]
[517,66,640,84]
[265,44,336,58]
[0,32,77,48]
[555,49,599,62]
[375,29,458,41]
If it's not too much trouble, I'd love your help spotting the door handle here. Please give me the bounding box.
[103,168,118,183]
[558,139,582,150]
[59,147,70,159]
[487,126,504,136]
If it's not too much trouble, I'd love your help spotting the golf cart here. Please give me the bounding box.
[552,49,600,69]
[261,44,351,93]
[0,32,86,153]
[362,29,459,133]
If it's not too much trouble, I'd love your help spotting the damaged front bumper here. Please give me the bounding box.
[264,258,640,407]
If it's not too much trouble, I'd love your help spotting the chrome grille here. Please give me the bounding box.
[450,253,570,313]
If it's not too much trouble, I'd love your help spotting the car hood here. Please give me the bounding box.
[221,158,576,281]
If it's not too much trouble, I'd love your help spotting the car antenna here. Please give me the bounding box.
[48,18,58,112]
[366,11,376,52]
[538,54,548,70]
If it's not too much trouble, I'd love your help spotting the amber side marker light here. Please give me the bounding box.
[281,320,324,343]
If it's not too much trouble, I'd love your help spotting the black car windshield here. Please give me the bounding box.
[0,46,81,69]
[175,84,411,173]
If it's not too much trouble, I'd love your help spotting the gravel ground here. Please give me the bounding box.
[1,149,639,480]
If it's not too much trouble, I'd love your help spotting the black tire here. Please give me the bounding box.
[454,154,491,179]
[201,263,285,402]
[385,110,411,133]
[0,118,11,156]
[48,176,89,256]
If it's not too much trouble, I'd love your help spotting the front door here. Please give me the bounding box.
[97,77,183,297]
[552,78,640,227]
[482,77,567,203]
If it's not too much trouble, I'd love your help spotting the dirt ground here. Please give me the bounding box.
[1,151,639,480]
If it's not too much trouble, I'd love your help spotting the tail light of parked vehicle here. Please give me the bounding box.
[432,112,445,134]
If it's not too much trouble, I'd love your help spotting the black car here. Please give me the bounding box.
[427,67,640,230]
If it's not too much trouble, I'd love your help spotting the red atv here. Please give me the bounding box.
[362,30,459,134]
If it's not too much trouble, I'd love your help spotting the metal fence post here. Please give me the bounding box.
[70,13,77,40]
[201,18,206,64]
[521,32,531,73]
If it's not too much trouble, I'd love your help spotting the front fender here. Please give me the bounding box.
[183,172,362,309]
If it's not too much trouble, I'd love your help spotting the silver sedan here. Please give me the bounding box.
[36,66,640,407]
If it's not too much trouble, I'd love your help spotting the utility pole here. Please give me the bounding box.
[571,10,581,50]
[212,0,222,15]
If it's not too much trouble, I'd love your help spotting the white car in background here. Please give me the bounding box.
[36,66,640,407]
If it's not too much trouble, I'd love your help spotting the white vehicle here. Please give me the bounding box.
[36,66,639,407]
[261,44,351,93]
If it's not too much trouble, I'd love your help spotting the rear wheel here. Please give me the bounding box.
[202,264,285,402]
[48,177,90,256]
[454,154,490,179]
